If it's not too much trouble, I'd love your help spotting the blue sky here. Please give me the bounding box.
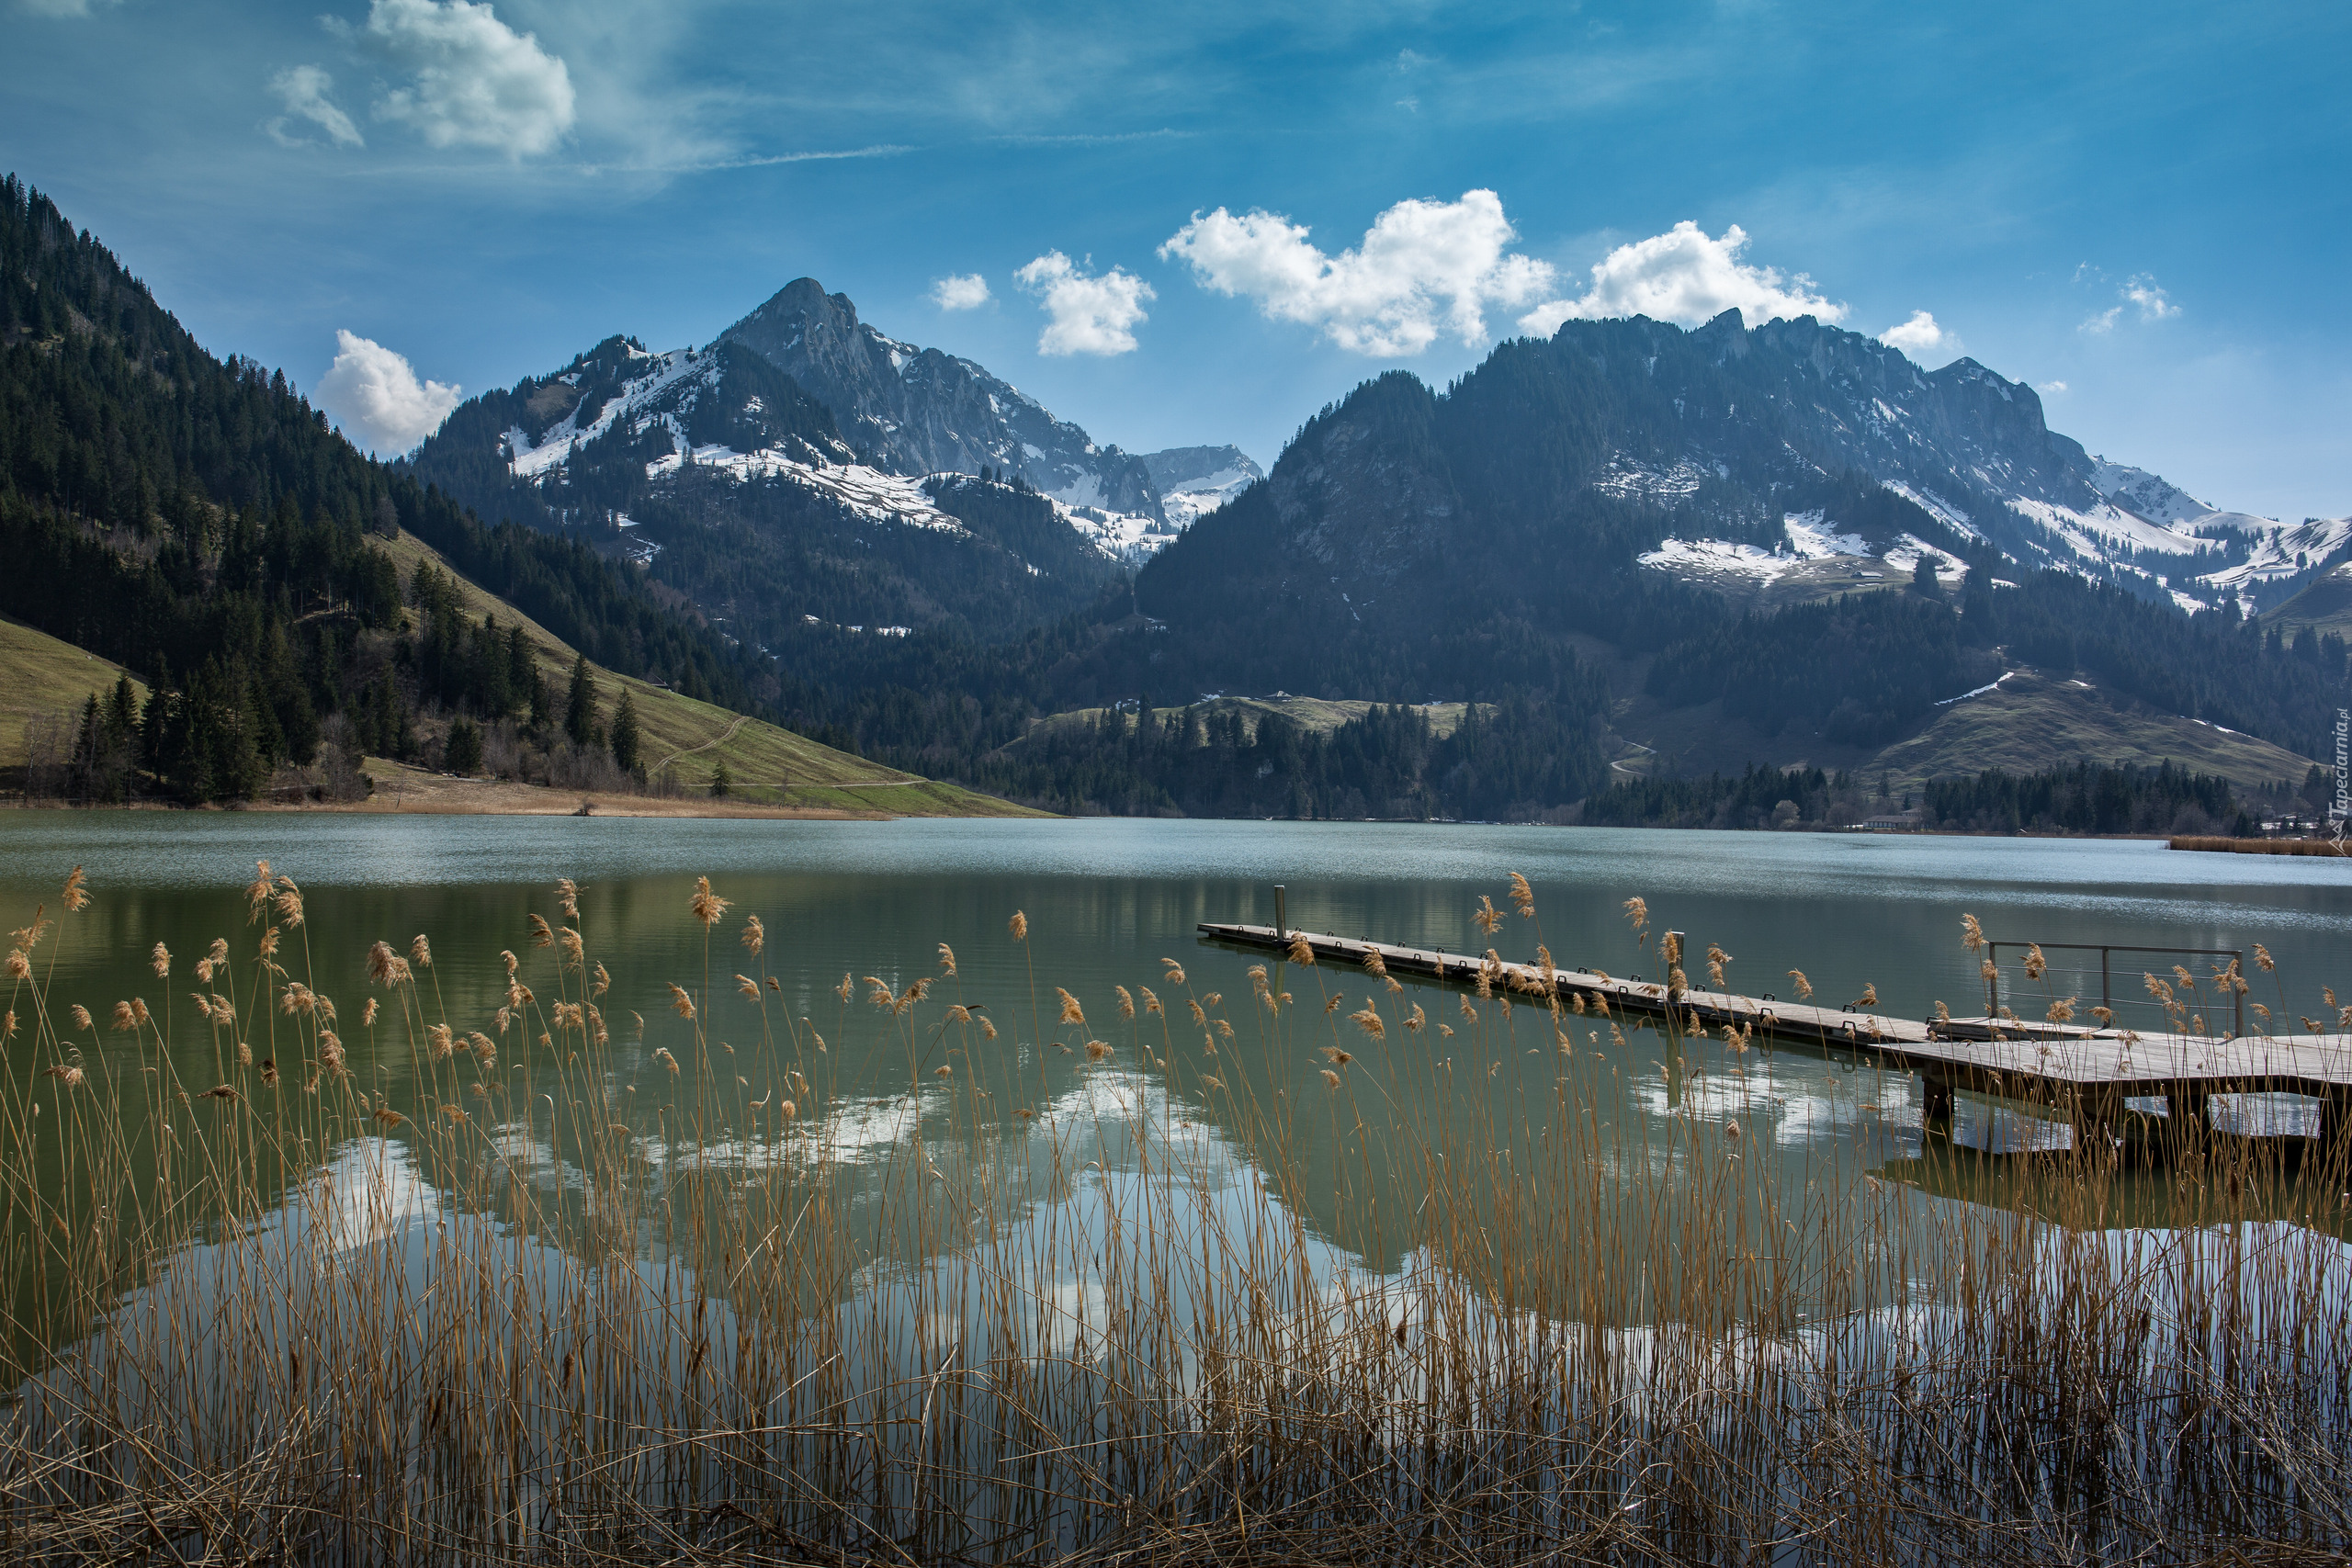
[7,0,2347,519]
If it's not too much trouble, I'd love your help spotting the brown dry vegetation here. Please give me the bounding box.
[2171,835,2351,858]
[0,869,2345,1564]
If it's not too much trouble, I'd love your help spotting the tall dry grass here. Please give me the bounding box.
[0,864,2345,1565]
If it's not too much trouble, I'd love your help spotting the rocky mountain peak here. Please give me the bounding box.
[718,277,1165,522]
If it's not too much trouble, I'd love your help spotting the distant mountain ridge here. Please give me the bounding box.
[1140,445,1264,528]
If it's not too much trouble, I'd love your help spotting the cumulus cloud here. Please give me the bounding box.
[1160,189,1554,356]
[1014,252,1154,356]
[266,65,365,148]
[2038,380,2068,394]
[1519,221,1842,334]
[930,273,992,310]
[2081,272,2178,333]
[317,330,462,456]
[1879,310,1947,354]
[343,0,575,159]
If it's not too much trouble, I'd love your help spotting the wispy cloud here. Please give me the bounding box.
[1015,252,1153,355]
[266,64,364,149]
[1162,189,1552,356]
[2080,271,2178,333]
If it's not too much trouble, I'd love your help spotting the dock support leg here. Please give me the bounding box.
[2071,1088,2122,1156]
[1921,1073,1953,1135]
[2319,1090,2350,1156]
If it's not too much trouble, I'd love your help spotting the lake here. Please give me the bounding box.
[6,811,2349,1558]
[6,811,2347,1240]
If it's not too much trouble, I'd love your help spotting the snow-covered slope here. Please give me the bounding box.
[1140,444,1264,529]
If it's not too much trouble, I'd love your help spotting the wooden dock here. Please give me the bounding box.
[1196,921,2352,1141]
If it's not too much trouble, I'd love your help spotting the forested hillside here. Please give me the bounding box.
[0,175,796,801]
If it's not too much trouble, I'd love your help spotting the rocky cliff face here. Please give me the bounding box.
[721,279,1164,520]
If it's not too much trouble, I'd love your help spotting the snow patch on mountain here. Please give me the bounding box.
[1140,444,1264,530]
[1782,513,1871,558]
[505,349,711,479]
[2193,515,2352,594]
[1879,480,1980,539]
[1057,502,1182,565]
[2007,496,2215,560]
[1638,537,1795,582]
[1882,535,1968,581]
[642,445,970,535]
[1595,456,1715,502]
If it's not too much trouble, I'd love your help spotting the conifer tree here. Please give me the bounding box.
[564,654,597,748]
[446,716,484,776]
[610,688,641,773]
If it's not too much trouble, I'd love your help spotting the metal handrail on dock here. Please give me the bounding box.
[1196,920,2352,1146]
[1984,940,2245,1039]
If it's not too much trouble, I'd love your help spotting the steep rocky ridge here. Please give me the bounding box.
[720,279,1164,520]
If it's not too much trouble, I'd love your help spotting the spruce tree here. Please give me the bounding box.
[564,654,596,748]
[610,688,641,773]
[446,716,484,776]
[709,760,732,798]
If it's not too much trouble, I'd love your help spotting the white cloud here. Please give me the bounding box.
[1160,189,1555,356]
[2080,272,2178,333]
[2122,273,2178,321]
[1014,252,1154,356]
[1520,221,1843,334]
[1879,310,1946,354]
[344,0,575,159]
[317,330,462,456]
[930,273,992,310]
[266,65,365,148]
[17,0,118,15]
[2039,379,2068,394]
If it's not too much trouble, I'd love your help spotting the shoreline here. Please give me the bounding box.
[2,759,1045,822]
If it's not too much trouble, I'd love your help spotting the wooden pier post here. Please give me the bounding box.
[1921,1072,1954,1134]
[1273,886,1287,943]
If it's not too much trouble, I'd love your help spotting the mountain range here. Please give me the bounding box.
[5,167,2345,825]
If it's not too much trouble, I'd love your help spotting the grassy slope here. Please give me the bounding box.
[340,531,1038,818]
[1861,671,2317,792]
[2264,564,2352,637]
[0,615,147,770]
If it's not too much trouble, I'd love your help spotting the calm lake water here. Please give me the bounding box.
[4,812,2348,1261]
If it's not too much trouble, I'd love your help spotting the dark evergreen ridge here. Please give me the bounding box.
[0,175,789,800]
[1584,757,2302,838]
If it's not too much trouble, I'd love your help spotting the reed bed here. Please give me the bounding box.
[2169,835,2349,857]
[0,865,2345,1565]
